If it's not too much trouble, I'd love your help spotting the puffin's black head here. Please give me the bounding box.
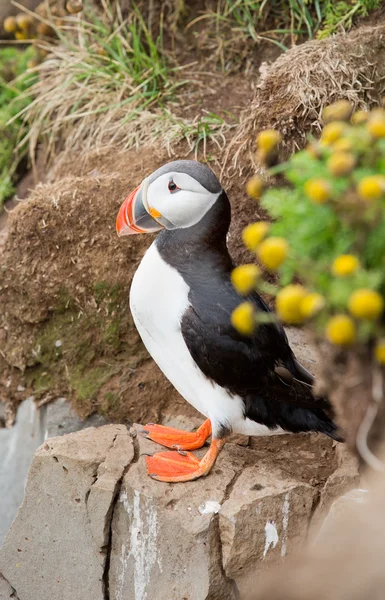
[116,160,223,236]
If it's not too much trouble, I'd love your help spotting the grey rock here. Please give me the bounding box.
[219,466,317,595]
[0,399,45,545]
[45,397,108,438]
[310,444,360,535]
[0,573,15,599]
[0,422,360,600]
[0,424,133,600]
[109,428,241,600]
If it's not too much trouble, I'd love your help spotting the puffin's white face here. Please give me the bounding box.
[116,161,222,236]
[145,171,220,230]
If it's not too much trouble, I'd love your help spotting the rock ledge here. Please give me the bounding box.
[0,424,358,600]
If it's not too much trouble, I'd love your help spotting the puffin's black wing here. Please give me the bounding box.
[181,296,341,441]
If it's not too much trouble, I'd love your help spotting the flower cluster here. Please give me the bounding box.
[2,2,83,65]
[231,102,385,364]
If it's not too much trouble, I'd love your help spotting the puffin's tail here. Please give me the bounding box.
[282,355,344,443]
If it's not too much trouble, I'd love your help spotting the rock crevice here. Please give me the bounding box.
[0,572,19,599]
[101,427,141,600]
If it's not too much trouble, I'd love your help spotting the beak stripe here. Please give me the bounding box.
[125,185,144,234]
[116,178,164,236]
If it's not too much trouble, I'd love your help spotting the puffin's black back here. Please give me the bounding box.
[156,190,341,441]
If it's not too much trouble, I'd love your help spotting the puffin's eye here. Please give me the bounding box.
[168,180,179,193]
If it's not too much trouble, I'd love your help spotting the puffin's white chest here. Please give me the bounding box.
[130,242,205,413]
[130,242,189,347]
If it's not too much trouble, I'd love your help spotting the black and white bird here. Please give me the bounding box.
[116,160,340,483]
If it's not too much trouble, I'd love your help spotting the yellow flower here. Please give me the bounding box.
[256,130,282,153]
[357,175,385,201]
[276,285,307,324]
[231,302,256,336]
[321,122,345,144]
[351,110,368,125]
[325,315,356,346]
[322,101,353,123]
[327,152,356,176]
[242,222,270,251]
[348,289,384,320]
[16,14,33,31]
[245,175,264,200]
[304,179,331,204]
[367,110,385,139]
[257,237,289,270]
[4,16,17,33]
[374,340,385,364]
[332,138,353,152]
[15,30,29,40]
[332,255,360,277]
[231,264,261,295]
[300,293,325,319]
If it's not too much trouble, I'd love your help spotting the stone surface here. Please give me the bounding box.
[310,444,360,535]
[45,397,108,438]
[247,468,385,600]
[0,573,15,599]
[314,487,369,543]
[0,396,109,548]
[0,424,360,600]
[219,467,317,594]
[0,424,132,600]
[109,430,241,600]
[0,398,45,545]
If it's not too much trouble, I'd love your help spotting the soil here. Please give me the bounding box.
[248,432,338,487]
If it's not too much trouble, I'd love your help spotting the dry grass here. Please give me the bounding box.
[223,25,385,178]
[11,0,234,166]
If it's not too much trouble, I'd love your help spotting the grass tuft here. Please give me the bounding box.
[15,1,194,161]
[0,46,37,207]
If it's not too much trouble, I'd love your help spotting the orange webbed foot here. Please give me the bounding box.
[145,438,225,483]
[140,419,211,451]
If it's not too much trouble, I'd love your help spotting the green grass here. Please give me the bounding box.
[17,1,193,159]
[0,46,37,207]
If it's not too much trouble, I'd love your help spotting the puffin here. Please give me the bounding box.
[116,160,340,483]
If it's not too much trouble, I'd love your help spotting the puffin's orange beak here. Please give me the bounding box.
[116,184,163,236]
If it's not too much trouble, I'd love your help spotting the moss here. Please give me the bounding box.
[24,364,56,397]
[102,319,121,351]
[69,365,110,401]
[23,281,134,417]
[54,286,77,314]
[100,391,122,418]
[93,281,127,307]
